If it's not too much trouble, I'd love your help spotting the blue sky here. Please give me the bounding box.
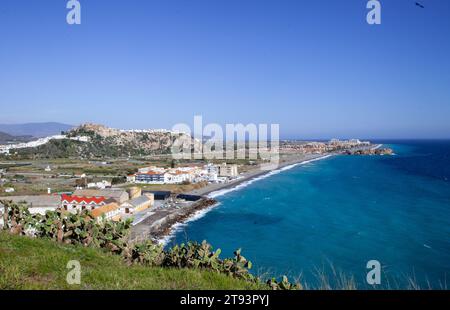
[0,0,449,139]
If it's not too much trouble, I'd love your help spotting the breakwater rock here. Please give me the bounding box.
[129,198,217,244]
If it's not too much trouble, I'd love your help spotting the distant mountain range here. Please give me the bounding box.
[0,122,74,138]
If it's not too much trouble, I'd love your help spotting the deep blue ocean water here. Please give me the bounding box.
[169,141,450,288]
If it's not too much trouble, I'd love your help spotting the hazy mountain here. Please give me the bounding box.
[0,131,34,144]
[0,122,74,138]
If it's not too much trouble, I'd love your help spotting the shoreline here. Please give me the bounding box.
[188,153,329,197]
[149,144,386,245]
[132,153,334,245]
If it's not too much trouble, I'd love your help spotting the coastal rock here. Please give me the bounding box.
[345,148,393,156]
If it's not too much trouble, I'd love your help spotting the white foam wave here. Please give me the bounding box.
[208,155,332,199]
[159,155,332,246]
[157,202,221,246]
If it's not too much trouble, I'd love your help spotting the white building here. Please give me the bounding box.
[0,135,89,154]
[164,171,194,184]
[129,165,222,185]
[91,202,121,223]
[87,180,111,189]
[138,166,166,174]
[205,163,219,175]
[218,163,239,178]
[0,146,9,155]
[60,194,108,213]
[119,194,154,214]
[126,174,136,183]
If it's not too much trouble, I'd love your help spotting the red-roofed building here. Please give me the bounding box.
[61,194,107,213]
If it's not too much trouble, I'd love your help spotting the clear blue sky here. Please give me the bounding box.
[0,0,449,139]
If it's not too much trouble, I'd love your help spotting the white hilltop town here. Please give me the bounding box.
[0,125,193,155]
[0,134,90,155]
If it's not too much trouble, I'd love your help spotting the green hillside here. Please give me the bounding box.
[0,232,264,290]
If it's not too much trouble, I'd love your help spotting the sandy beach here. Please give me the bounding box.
[130,153,331,245]
[187,153,327,197]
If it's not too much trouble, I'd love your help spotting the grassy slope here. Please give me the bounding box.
[0,232,264,290]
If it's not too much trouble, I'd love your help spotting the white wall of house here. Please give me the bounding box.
[129,166,220,184]
[61,202,105,213]
[96,208,121,223]
[87,180,111,189]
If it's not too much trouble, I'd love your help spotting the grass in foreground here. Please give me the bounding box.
[0,232,265,290]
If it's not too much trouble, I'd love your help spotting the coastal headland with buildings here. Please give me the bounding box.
[0,128,392,244]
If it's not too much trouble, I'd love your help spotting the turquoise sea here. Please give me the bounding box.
[169,141,450,288]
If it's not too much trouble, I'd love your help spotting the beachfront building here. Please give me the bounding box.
[119,194,154,214]
[190,164,217,183]
[135,171,165,184]
[90,202,121,223]
[73,188,129,204]
[205,163,219,175]
[132,166,200,184]
[129,165,224,185]
[138,166,166,174]
[218,163,239,178]
[61,194,107,213]
[164,169,196,184]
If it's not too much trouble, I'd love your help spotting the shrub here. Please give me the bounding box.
[1,201,300,290]
[1,201,36,235]
[267,276,303,290]
[1,200,132,254]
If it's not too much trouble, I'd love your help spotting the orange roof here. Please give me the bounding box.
[91,202,119,218]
